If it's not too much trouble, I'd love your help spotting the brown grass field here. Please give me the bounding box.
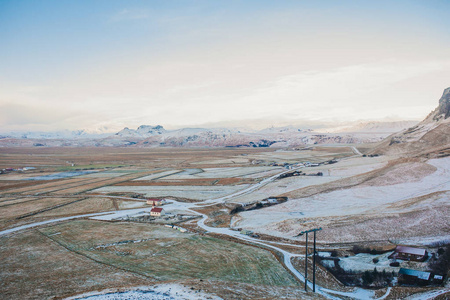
[0,229,155,300]
[114,177,257,186]
[0,147,275,169]
[0,146,446,299]
[0,219,303,299]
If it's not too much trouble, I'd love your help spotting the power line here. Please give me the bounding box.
[297,227,322,292]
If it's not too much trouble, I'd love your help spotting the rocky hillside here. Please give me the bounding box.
[115,125,166,137]
[429,87,450,121]
[371,87,450,157]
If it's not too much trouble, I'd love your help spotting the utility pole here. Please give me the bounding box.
[296,227,322,293]
[304,231,308,291]
[313,230,317,292]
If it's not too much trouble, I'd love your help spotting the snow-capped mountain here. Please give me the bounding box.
[116,125,167,137]
[322,120,419,134]
[5,89,449,151]
[1,129,112,140]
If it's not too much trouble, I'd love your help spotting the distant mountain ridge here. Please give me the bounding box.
[321,120,419,134]
[0,129,112,140]
[116,125,166,137]
[0,120,416,148]
[12,92,450,150]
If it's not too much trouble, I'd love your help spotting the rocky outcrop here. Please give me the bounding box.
[116,125,166,137]
[136,125,166,136]
[432,87,450,120]
[371,87,450,157]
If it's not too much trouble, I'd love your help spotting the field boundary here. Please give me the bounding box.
[16,197,88,219]
[38,229,157,281]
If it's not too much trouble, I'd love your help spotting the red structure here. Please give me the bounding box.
[150,207,165,217]
[147,198,163,206]
[390,246,428,262]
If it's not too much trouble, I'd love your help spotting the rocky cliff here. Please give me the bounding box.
[372,87,450,157]
[430,87,450,121]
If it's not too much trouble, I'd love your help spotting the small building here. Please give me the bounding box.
[147,198,165,206]
[22,167,36,171]
[433,274,444,284]
[174,226,187,233]
[240,229,253,235]
[267,198,279,204]
[150,207,165,217]
[398,268,430,285]
[390,246,428,261]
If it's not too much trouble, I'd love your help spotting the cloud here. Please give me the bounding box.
[1,57,448,132]
[0,103,71,128]
[235,60,450,121]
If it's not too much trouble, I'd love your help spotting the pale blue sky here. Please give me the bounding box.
[1,0,449,131]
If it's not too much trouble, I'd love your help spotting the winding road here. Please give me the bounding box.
[0,166,394,299]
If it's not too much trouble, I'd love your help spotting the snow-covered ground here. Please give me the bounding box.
[1,163,398,300]
[132,170,182,181]
[324,252,399,273]
[24,171,98,180]
[2,155,445,300]
[229,156,389,204]
[229,175,341,204]
[328,161,386,177]
[79,172,133,178]
[92,185,251,201]
[234,157,450,235]
[65,284,223,300]
[160,168,203,179]
[90,207,158,221]
[405,288,450,300]
[163,166,279,179]
[117,201,147,209]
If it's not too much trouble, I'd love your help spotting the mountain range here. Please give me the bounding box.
[0,122,415,148]
[1,87,448,151]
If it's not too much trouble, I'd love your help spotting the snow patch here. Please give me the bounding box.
[65,284,223,300]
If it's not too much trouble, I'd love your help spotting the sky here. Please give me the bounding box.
[1,0,450,132]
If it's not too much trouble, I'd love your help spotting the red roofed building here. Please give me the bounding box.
[147,198,165,206]
[150,207,165,217]
[390,246,428,262]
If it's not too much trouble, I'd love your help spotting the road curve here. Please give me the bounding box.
[0,166,392,300]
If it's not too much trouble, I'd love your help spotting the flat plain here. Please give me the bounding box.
[0,146,448,299]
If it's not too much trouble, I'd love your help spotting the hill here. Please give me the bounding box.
[371,87,450,158]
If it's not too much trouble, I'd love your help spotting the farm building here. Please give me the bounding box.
[390,246,428,261]
[147,198,166,206]
[398,268,430,285]
[22,167,36,171]
[240,229,253,235]
[165,224,188,233]
[267,198,279,204]
[433,274,444,284]
[150,207,165,217]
